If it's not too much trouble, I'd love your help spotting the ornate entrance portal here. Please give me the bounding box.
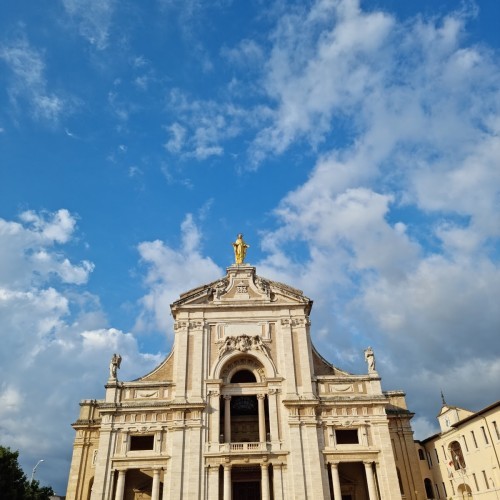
[232,466,261,500]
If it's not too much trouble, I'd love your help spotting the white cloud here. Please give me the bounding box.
[221,39,264,67]
[164,122,187,154]
[136,214,223,332]
[61,0,115,50]
[164,89,250,160]
[250,0,500,426]
[0,36,69,122]
[0,210,94,288]
[0,210,160,493]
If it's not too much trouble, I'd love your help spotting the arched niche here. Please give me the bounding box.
[213,351,275,383]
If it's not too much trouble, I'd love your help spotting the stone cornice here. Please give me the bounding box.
[98,401,206,411]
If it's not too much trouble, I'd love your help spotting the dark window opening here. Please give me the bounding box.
[230,370,257,383]
[336,429,359,444]
[424,478,435,498]
[130,434,154,451]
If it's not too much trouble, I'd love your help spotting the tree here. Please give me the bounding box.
[0,446,54,500]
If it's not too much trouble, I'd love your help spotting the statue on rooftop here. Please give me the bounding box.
[232,233,249,264]
[364,346,376,373]
[109,353,122,380]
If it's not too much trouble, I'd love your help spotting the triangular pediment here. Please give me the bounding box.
[171,264,312,312]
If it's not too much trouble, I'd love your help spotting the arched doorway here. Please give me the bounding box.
[458,483,473,498]
[424,478,435,499]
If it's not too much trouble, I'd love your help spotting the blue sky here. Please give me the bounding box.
[1,0,500,494]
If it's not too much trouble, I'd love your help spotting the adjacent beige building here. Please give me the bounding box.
[66,262,423,500]
[416,400,500,499]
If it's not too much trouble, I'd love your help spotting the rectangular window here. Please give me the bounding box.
[441,445,446,459]
[462,435,469,452]
[335,429,359,444]
[483,471,489,489]
[473,473,479,491]
[494,421,500,440]
[450,481,455,495]
[434,449,440,463]
[129,434,155,451]
[471,430,478,448]
[442,482,447,496]
[427,452,433,468]
[481,426,489,444]
[435,483,441,498]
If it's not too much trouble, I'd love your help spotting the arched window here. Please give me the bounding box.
[449,441,466,470]
[230,369,256,383]
[418,449,425,460]
[424,478,435,499]
[458,483,472,497]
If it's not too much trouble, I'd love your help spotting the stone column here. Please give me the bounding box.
[172,322,188,400]
[223,463,232,500]
[278,319,297,396]
[151,468,161,500]
[330,462,342,500]
[261,463,270,500]
[364,461,378,500]
[207,465,219,499]
[268,389,280,444]
[272,463,284,500]
[161,465,169,500]
[224,396,231,443]
[210,392,221,444]
[257,394,266,443]
[114,469,126,500]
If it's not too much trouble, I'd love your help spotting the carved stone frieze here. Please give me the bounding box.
[254,276,271,298]
[235,281,248,294]
[212,278,229,300]
[136,390,159,399]
[218,334,270,359]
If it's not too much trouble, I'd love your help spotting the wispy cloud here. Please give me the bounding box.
[163,89,247,160]
[61,0,115,50]
[0,35,69,122]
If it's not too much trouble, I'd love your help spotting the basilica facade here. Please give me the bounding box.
[66,254,422,499]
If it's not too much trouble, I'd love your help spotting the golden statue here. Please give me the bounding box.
[232,233,249,264]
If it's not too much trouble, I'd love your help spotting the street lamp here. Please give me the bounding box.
[31,459,44,482]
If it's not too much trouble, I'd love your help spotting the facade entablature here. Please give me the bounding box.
[111,456,171,467]
[323,449,380,461]
[204,451,289,467]
[221,384,269,396]
[318,396,388,406]
[71,418,102,429]
[282,398,320,408]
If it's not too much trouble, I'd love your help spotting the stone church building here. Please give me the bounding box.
[66,242,422,499]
